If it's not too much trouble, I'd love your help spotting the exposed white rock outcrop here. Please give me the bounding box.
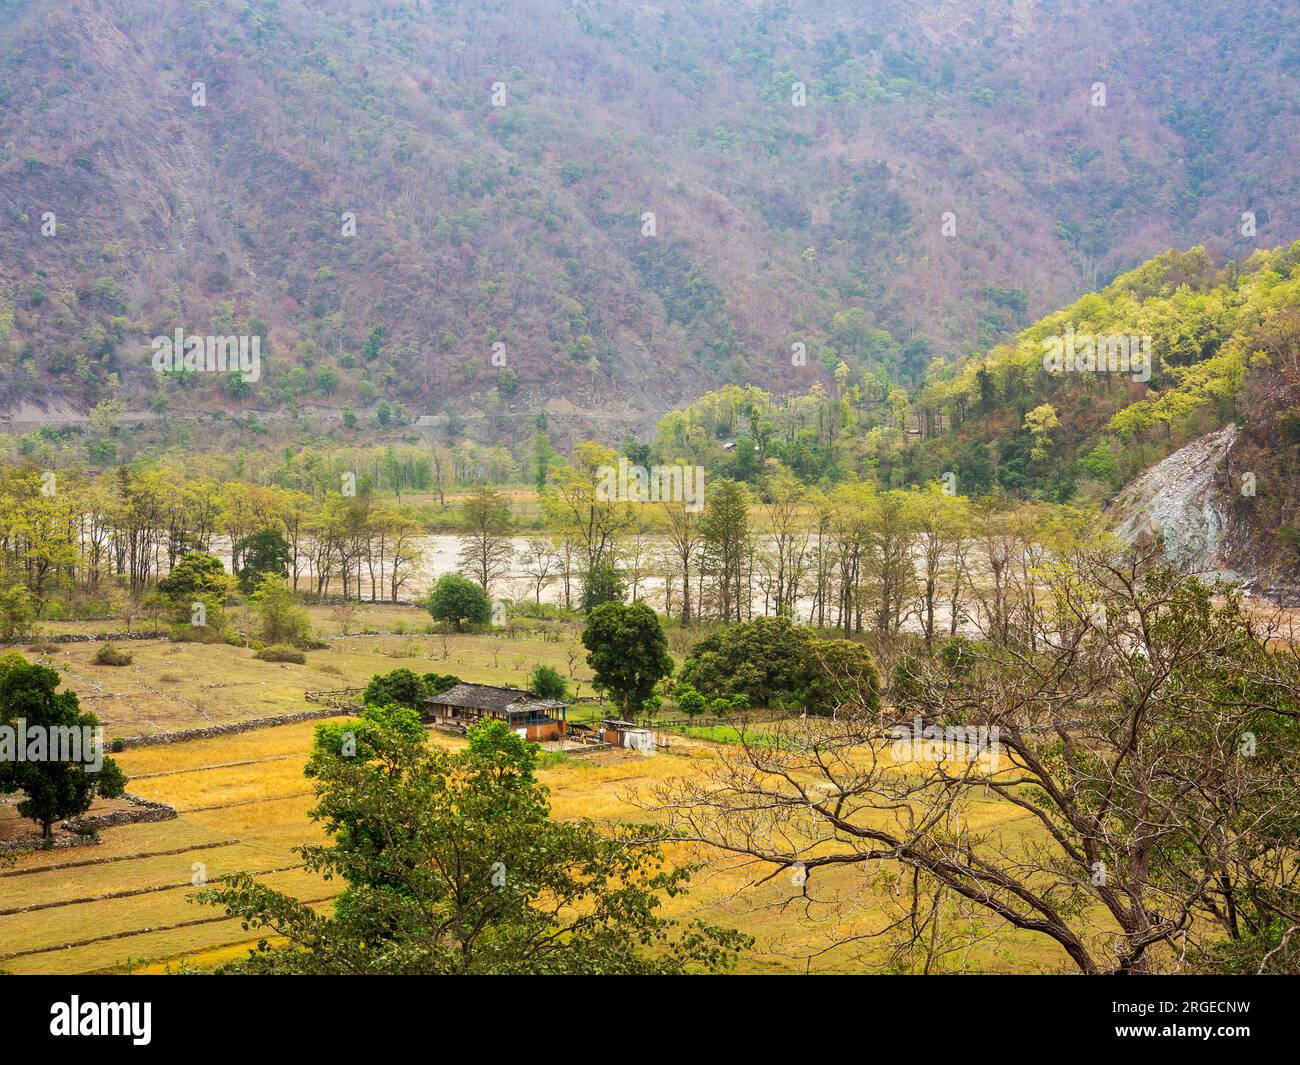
[1108,425,1250,585]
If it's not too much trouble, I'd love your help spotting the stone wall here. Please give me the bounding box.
[115,707,354,749]
[0,794,177,853]
[1,630,165,647]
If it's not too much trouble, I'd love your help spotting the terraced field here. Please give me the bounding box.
[1,605,1071,974]
[2,722,1068,973]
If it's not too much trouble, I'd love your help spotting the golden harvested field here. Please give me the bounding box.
[1,718,1069,975]
[1,606,1072,974]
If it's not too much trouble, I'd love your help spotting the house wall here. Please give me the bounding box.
[521,720,565,742]
[425,704,488,726]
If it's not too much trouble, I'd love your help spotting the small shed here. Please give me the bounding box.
[598,718,657,754]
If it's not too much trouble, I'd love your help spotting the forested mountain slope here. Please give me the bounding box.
[1,0,1297,439]
[649,243,1300,586]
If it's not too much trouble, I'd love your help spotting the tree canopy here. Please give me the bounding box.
[197,715,747,973]
[582,601,674,715]
[0,664,127,840]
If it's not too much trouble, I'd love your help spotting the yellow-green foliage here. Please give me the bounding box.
[922,242,1300,447]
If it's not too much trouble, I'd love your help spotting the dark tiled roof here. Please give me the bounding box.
[510,699,568,715]
[427,682,566,713]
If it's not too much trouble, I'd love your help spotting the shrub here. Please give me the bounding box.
[251,573,312,647]
[170,621,228,644]
[254,645,306,664]
[528,664,567,700]
[93,644,133,666]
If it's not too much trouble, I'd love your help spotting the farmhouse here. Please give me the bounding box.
[424,682,568,741]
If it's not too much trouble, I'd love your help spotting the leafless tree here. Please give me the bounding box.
[647,552,1300,974]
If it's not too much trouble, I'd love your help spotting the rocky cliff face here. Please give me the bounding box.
[1108,425,1296,601]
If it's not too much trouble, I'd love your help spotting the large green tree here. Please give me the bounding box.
[155,551,233,629]
[581,601,673,715]
[156,551,229,602]
[679,616,880,715]
[197,715,745,973]
[425,572,491,629]
[0,664,127,840]
[234,528,292,594]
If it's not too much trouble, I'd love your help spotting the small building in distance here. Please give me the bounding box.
[424,682,568,742]
[598,718,656,754]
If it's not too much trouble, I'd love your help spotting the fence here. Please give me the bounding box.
[304,687,365,707]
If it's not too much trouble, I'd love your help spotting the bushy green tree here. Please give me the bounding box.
[157,551,229,603]
[196,715,747,973]
[678,617,879,714]
[156,552,232,630]
[528,664,567,700]
[674,683,707,718]
[806,638,882,715]
[581,601,673,715]
[234,529,292,594]
[0,664,127,840]
[581,559,625,612]
[363,668,424,711]
[678,615,813,710]
[425,572,491,629]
